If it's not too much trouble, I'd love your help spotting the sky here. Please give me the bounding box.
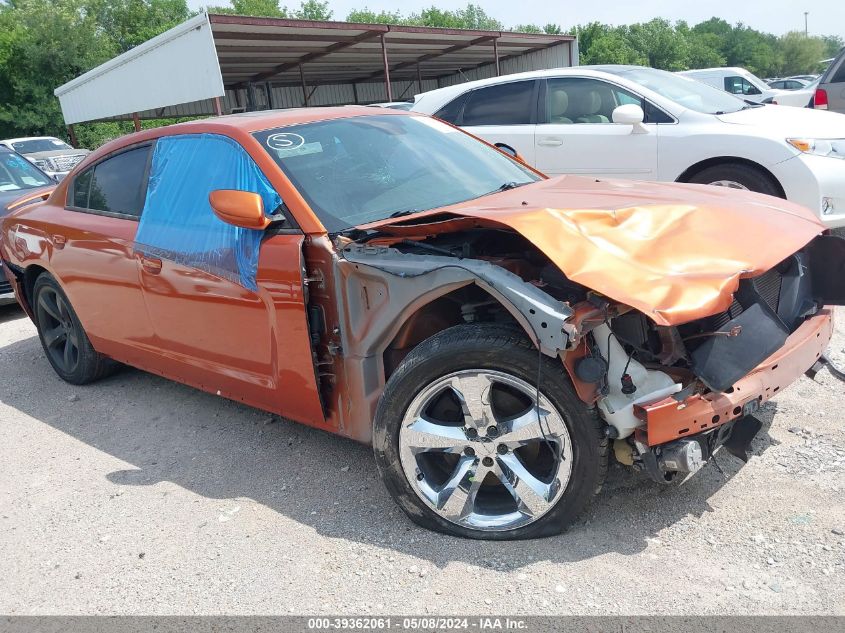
[188,0,845,39]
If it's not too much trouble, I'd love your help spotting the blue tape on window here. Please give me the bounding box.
[134,134,282,291]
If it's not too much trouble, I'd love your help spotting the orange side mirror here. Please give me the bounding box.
[209,190,270,230]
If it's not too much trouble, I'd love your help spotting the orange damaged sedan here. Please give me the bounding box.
[2,108,844,539]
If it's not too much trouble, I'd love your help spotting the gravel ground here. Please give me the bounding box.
[0,304,843,615]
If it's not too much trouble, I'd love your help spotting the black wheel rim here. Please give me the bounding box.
[36,287,80,374]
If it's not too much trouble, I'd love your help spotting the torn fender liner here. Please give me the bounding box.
[134,134,282,291]
[363,176,826,326]
[339,244,573,356]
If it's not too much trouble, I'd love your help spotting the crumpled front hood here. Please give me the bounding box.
[362,176,826,326]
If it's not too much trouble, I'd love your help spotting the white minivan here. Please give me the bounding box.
[410,65,845,229]
[677,67,786,104]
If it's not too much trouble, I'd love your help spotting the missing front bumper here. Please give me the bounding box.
[634,309,834,448]
[639,414,764,483]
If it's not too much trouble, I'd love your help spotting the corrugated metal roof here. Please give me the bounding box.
[55,14,575,125]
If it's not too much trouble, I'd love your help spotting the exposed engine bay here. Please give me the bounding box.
[322,224,845,483]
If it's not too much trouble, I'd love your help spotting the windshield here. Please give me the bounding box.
[11,138,73,154]
[605,67,748,114]
[0,151,52,192]
[254,114,540,232]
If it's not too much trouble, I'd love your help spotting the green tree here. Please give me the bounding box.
[292,0,331,20]
[625,18,689,70]
[513,24,542,33]
[208,0,287,17]
[93,0,191,53]
[724,24,781,76]
[779,31,827,75]
[822,34,844,59]
[581,29,647,66]
[0,0,116,138]
[409,4,502,30]
[345,7,404,24]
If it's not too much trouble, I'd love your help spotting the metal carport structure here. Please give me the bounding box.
[55,12,577,140]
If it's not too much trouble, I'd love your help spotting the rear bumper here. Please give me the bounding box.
[635,309,834,447]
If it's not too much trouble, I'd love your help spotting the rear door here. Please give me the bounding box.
[134,133,323,423]
[55,144,156,362]
[533,77,661,179]
[437,79,539,165]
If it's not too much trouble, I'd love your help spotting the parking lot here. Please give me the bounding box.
[0,303,843,615]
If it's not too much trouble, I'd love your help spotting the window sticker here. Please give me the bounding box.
[266,133,305,151]
[273,141,323,158]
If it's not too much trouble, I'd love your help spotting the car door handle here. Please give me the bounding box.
[51,234,66,250]
[140,255,162,275]
[537,138,564,147]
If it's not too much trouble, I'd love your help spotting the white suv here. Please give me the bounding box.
[410,65,845,229]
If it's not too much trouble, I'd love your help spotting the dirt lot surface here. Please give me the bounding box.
[0,304,843,615]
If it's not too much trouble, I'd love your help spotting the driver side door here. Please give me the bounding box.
[135,133,323,424]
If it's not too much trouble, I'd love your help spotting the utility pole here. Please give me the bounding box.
[804,11,809,36]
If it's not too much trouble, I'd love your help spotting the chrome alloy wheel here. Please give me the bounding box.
[398,370,573,532]
[708,180,749,190]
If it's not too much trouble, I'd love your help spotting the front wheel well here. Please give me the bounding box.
[676,157,785,198]
[382,284,521,381]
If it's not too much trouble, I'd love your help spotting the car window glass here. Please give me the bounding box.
[433,92,470,125]
[254,115,539,232]
[0,151,52,191]
[462,81,535,126]
[724,76,761,96]
[832,59,845,83]
[545,77,665,124]
[70,167,93,208]
[86,146,150,217]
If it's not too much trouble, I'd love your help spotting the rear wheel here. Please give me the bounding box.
[33,274,115,384]
[687,163,782,197]
[373,324,608,539]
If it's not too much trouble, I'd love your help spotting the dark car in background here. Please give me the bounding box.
[0,146,55,304]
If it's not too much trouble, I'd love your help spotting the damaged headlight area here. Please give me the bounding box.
[578,234,845,482]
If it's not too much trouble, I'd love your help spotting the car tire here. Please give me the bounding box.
[33,273,116,385]
[687,163,782,197]
[373,323,608,540]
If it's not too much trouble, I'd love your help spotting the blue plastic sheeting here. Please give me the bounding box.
[134,133,282,291]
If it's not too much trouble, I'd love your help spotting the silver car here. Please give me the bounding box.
[0,136,89,181]
[816,48,845,114]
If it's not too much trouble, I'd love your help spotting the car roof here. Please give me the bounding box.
[679,67,751,75]
[168,106,406,134]
[75,106,417,168]
[410,65,646,104]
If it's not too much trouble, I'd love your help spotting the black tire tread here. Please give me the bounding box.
[33,273,117,385]
[687,162,782,197]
